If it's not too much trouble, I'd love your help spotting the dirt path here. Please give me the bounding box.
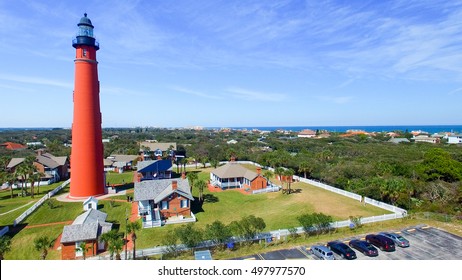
[24,220,73,229]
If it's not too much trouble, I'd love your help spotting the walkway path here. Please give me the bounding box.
[207,183,251,195]
[55,190,127,202]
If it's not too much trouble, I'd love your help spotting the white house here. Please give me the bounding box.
[448,135,462,144]
[83,196,98,211]
[298,129,316,138]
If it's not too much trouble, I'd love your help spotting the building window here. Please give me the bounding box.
[161,201,168,210]
[83,49,87,57]
[181,200,188,208]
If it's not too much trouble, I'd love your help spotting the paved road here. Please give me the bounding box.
[234,225,462,260]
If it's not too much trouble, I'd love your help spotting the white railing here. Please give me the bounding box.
[364,197,407,215]
[0,226,9,237]
[296,176,363,201]
[164,212,196,225]
[13,179,70,227]
[252,185,281,194]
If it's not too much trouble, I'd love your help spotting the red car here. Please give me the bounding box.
[366,234,396,252]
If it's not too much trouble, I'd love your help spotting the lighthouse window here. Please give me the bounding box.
[83,49,87,57]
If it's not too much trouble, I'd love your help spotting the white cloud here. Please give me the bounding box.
[317,95,354,104]
[0,73,72,88]
[169,86,221,99]
[227,87,285,102]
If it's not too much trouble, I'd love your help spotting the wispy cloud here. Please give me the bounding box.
[169,86,221,99]
[0,73,72,88]
[227,87,285,102]
[317,95,354,104]
[333,78,355,90]
[448,87,462,95]
[101,86,150,97]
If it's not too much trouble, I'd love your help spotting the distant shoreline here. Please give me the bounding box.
[1,125,461,134]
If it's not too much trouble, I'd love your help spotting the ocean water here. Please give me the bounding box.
[222,125,462,134]
[1,125,461,134]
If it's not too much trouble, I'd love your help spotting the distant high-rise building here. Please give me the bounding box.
[69,14,105,198]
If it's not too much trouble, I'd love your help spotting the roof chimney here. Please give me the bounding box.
[256,167,261,175]
[172,180,177,190]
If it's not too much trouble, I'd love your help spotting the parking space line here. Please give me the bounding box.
[421,226,431,229]
[244,257,256,260]
[407,229,416,232]
[257,253,264,260]
[296,247,311,259]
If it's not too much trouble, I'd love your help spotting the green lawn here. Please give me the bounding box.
[106,171,134,185]
[0,181,67,227]
[4,224,63,260]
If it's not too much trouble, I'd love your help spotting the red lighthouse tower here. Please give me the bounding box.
[70,14,105,198]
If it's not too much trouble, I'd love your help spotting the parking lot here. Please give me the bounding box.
[234,225,462,260]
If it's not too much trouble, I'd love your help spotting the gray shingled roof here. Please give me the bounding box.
[61,209,112,243]
[108,154,138,163]
[72,208,107,225]
[7,158,25,169]
[211,162,258,181]
[42,153,68,166]
[61,223,99,243]
[36,155,60,169]
[134,178,193,203]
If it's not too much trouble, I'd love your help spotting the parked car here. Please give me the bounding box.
[379,232,410,248]
[310,245,335,260]
[366,234,396,252]
[349,239,379,257]
[327,241,357,259]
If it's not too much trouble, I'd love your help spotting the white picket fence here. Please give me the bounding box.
[252,185,281,194]
[13,179,70,227]
[0,226,9,237]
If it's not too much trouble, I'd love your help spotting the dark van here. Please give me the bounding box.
[365,234,396,252]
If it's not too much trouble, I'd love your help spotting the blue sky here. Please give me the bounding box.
[1,0,462,128]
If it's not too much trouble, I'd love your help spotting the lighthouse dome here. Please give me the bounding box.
[78,13,94,28]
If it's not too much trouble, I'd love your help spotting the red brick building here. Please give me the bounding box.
[134,178,194,228]
[210,162,268,191]
[60,209,112,260]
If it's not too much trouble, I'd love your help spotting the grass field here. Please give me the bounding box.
[0,167,394,259]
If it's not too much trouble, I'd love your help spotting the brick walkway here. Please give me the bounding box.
[207,183,251,195]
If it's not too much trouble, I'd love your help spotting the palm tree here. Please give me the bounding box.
[76,241,92,260]
[15,156,35,197]
[274,167,285,183]
[284,168,295,194]
[3,172,17,199]
[27,169,41,199]
[126,221,141,259]
[263,170,273,185]
[33,236,54,260]
[0,236,12,260]
[15,164,28,197]
[32,172,45,196]
[298,161,312,179]
[99,230,124,260]
[186,172,198,191]
[195,179,207,202]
